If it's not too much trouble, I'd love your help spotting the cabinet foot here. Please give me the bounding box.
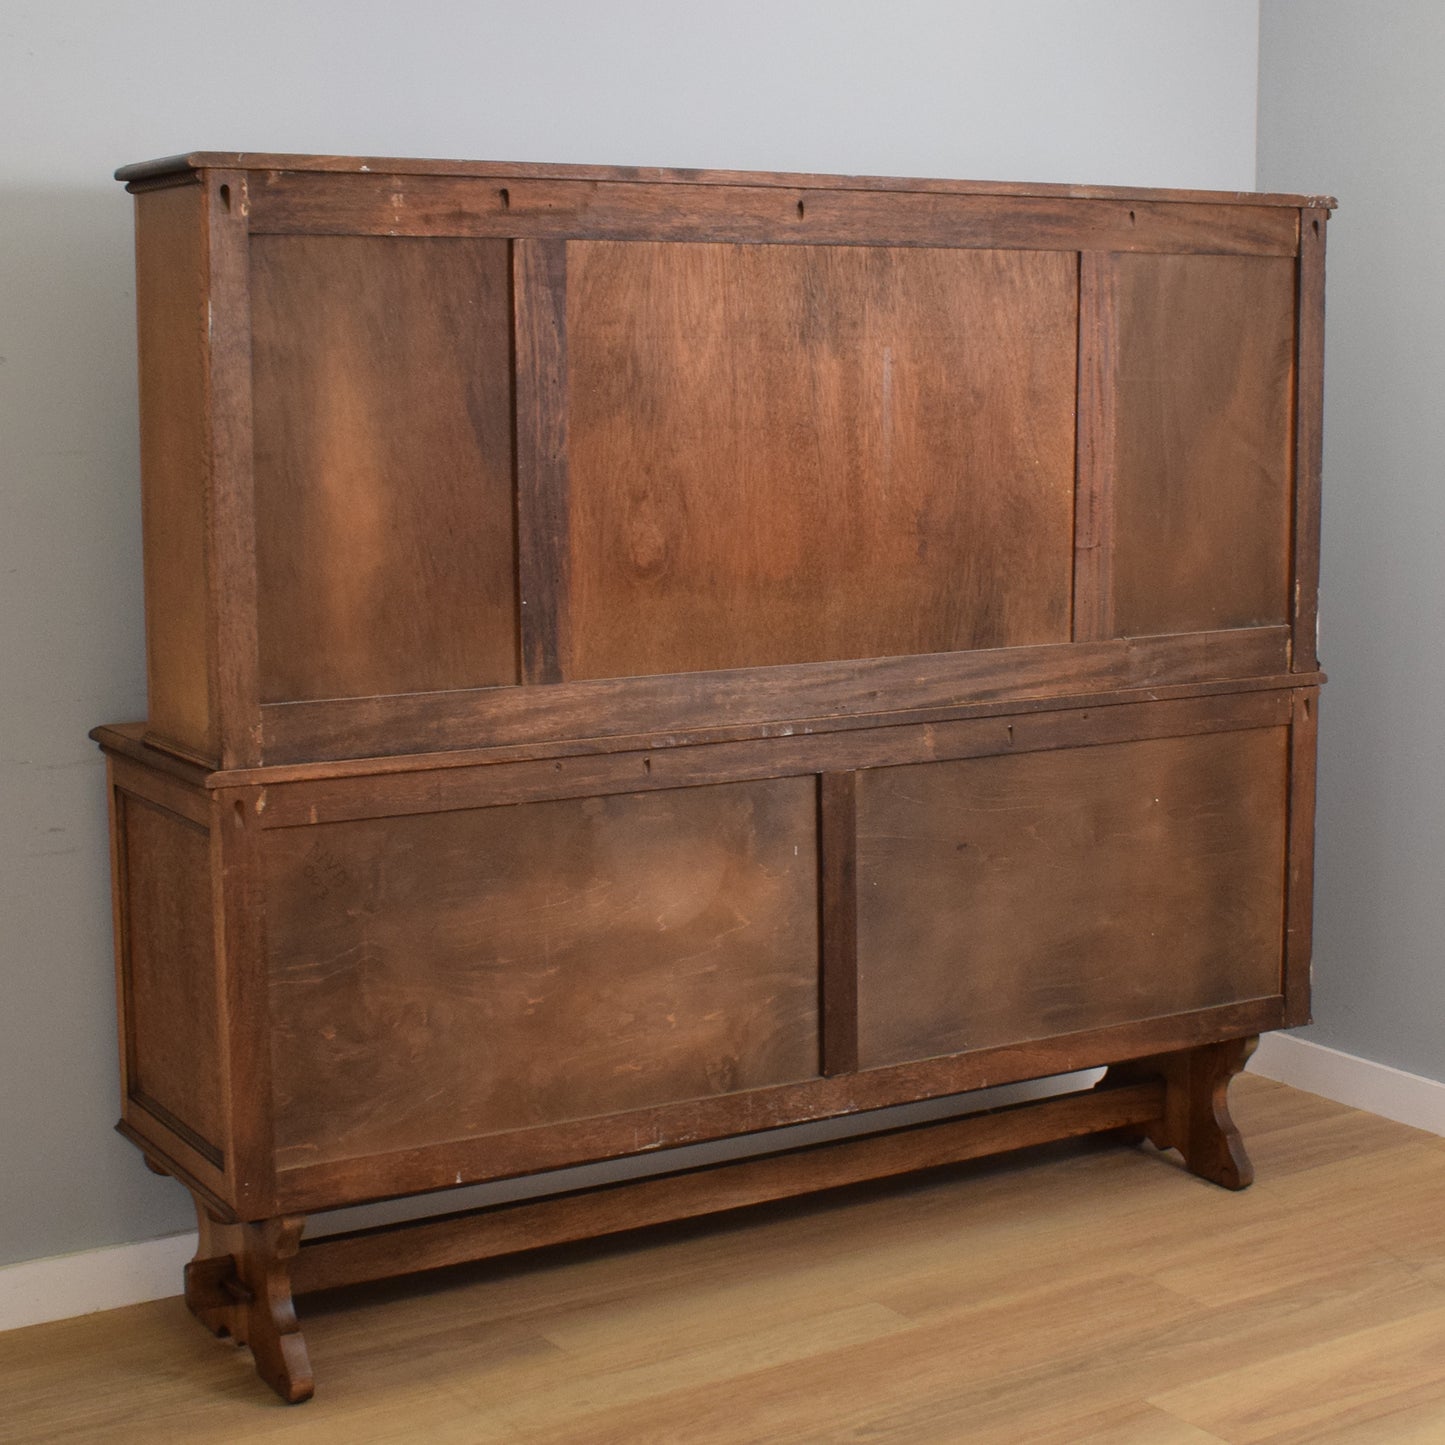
[1105,1036,1257,1190]
[184,1202,313,1403]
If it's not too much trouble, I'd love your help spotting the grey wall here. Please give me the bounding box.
[1259,3,1445,1083]
[0,0,1261,1268]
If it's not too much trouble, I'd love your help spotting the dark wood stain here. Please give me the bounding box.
[239,173,1303,257]
[260,626,1292,765]
[265,778,820,1169]
[1108,253,1298,636]
[854,729,1290,1069]
[819,772,860,1076]
[513,238,571,683]
[275,998,1281,1212]
[564,241,1076,678]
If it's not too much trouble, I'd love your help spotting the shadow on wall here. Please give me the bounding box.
[0,184,193,1267]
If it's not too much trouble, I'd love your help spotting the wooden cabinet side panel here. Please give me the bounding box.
[1292,211,1328,672]
[1283,688,1320,1024]
[562,241,1078,679]
[1108,253,1297,637]
[134,185,214,760]
[265,778,821,1170]
[854,728,1290,1070]
[250,235,517,703]
[115,788,225,1163]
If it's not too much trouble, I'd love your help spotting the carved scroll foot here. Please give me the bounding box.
[184,1201,314,1402]
[1104,1036,1258,1191]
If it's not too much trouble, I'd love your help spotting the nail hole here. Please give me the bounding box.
[499,187,510,208]
[1304,697,1312,718]
[218,184,231,211]
[1312,217,1320,234]
[796,199,805,218]
[553,761,563,771]
[232,799,245,827]
[643,757,653,774]
[1127,209,1136,224]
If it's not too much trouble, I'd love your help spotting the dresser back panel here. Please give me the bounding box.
[855,726,1290,1070]
[563,240,1077,679]
[250,234,517,704]
[264,776,820,1170]
[1107,253,1297,636]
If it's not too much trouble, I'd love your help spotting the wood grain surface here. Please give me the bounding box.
[562,240,1077,679]
[1108,253,1298,637]
[1292,209,1329,672]
[250,234,516,703]
[132,184,214,760]
[258,627,1293,766]
[116,792,223,1163]
[265,779,820,1170]
[855,728,1290,1069]
[238,173,1305,256]
[118,150,1333,208]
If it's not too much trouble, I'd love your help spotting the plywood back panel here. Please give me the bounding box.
[562,241,1078,680]
[855,729,1289,1070]
[1108,253,1296,636]
[250,235,517,703]
[266,778,820,1170]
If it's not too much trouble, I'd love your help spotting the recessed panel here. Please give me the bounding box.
[855,729,1289,1070]
[135,185,213,758]
[120,794,223,1158]
[266,779,820,1169]
[251,235,516,703]
[563,241,1078,679]
[1110,253,1297,635]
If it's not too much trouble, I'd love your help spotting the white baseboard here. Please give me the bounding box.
[1251,1032,1445,1135]
[0,1231,196,1333]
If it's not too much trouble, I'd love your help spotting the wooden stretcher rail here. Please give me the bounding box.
[289,1079,1166,1295]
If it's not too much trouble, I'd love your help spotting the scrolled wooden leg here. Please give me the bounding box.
[1104,1036,1258,1191]
[181,1199,314,1402]
[234,1217,313,1404]
[1180,1036,1258,1190]
[184,1202,244,1340]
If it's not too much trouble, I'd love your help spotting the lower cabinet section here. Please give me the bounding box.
[95,684,1315,1402]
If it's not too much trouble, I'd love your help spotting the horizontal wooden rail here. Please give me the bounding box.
[291,1079,1163,1295]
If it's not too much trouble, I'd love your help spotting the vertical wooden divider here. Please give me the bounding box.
[205,171,263,768]
[513,238,571,685]
[1073,251,1117,642]
[1282,687,1320,1027]
[819,771,860,1077]
[214,785,277,1218]
[1292,209,1328,674]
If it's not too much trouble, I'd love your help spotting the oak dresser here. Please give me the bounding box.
[93,153,1331,1400]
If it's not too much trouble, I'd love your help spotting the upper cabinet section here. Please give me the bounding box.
[119,156,1331,769]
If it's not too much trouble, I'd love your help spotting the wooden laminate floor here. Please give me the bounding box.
[5,1076,1445,1443]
